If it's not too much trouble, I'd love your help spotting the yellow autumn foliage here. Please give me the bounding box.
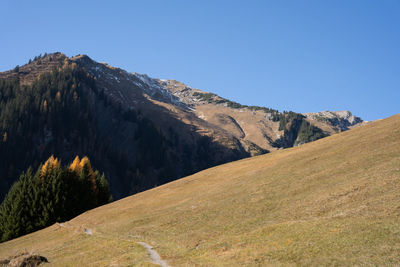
[56,91,61,102]
[79,156,95,178]
[69,156,97,193]
[69,156,81,173]
[41,155,60,174]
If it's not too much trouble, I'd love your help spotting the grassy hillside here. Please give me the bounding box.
[1,114,399,266]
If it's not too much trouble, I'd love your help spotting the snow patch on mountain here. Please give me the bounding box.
[131,73,189,109]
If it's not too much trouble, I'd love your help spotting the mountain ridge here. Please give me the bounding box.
[0,52,365,200]
[68,53,364,150]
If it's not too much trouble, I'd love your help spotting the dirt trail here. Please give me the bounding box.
[84,228,92,235]
[137,242,170,267]
[57,222,170,266]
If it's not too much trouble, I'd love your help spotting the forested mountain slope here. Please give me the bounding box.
[0,54,245,200]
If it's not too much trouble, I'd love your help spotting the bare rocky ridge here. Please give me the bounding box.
[66,54,364,153]
[68,54,267,156]
[0,53,68,85]
[304,110,365,132]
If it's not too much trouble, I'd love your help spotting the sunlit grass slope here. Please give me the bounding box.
[1,114,400,266]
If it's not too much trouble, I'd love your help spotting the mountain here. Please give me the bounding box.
[304,110,365,132]
[0,113,398,266]
[72,54,364,151]
[0,53,363,200]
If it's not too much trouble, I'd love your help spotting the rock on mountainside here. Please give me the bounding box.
[0,53,364,200]
[304,110,364,132]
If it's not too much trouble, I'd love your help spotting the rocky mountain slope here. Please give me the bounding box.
[304,110,365,133]
[69,53,364,152]
[0,53,364,200]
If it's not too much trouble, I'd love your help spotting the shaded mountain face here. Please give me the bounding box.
[0,53,364,200]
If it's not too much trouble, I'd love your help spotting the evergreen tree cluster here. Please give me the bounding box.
[296,120,327,144]
[0,155,111,243]
[274,111,327,148]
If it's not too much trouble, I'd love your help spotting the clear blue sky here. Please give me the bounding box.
[1,1,399,121]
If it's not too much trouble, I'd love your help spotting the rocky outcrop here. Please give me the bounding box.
[304,111,364,131]
[0,252,48,267]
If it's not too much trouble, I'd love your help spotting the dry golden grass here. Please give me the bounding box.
[1,114,400,266]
